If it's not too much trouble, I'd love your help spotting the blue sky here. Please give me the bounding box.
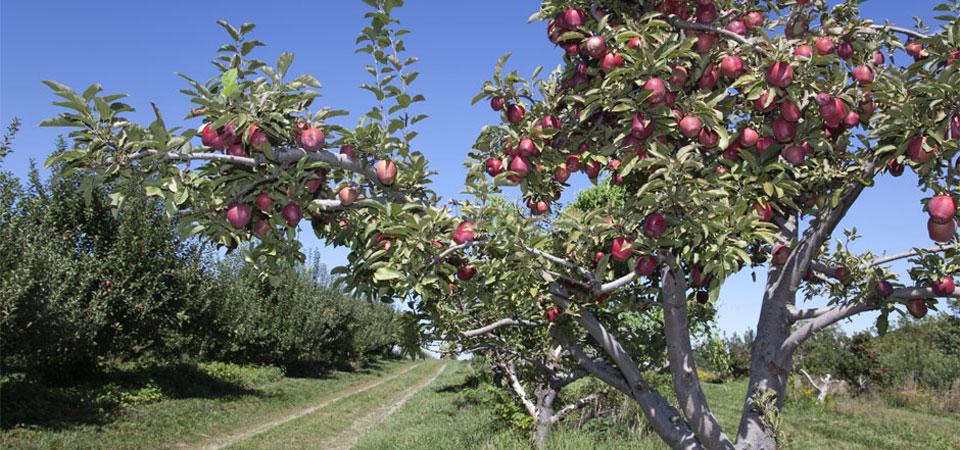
[0,1,949,337]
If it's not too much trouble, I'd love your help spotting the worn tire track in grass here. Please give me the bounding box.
[318,363,447,450]
[195,362,425,450]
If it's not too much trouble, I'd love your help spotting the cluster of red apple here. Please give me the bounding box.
[209,120,399,243]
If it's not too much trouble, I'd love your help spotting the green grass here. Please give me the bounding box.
[355,365,960,450]
[0,359,418,450]
[3,360,957,449]
[231,360,445,449]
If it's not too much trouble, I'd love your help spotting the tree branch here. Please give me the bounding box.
[521,244,598,285]
[664,14,764,53]
[779,301,877,366]
[868,244,958,268]
[502,360,539,420]
[431,318,540,341]
[552,393,599,424]
[660,252,736,450]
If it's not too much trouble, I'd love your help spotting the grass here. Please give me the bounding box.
[354,364,960,450]
[0,359,418,450]
[3,360,957,449]
[231,360,445,449]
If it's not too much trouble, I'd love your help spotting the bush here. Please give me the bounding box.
[1,137,401,385]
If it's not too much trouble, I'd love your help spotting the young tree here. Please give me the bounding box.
[40,1,959,449]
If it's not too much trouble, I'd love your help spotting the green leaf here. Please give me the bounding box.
[216,20,241,42]
[221,68,240,97]
[374,266,403,281]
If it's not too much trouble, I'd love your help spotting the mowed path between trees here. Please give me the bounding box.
[194,361,446,450]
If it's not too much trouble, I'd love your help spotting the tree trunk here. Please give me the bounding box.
[735,284,793,449]
[532,385,558,449]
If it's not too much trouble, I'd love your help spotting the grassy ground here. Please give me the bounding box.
[0,359,420,450]
[355,363,960,450]
[3,360,957,449]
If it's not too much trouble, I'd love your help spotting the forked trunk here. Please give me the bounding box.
[735,284,794,449]
[532,385,558,449]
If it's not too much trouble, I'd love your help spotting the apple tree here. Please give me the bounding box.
[447,0,960,448]
[40,0,960,449]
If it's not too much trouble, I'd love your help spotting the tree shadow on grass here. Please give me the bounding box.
[0,362,268,431]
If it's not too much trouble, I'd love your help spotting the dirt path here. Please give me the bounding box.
[195,362,426,450]
[317,363,447,450]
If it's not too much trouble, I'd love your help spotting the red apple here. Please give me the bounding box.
[583,159,602,178]
[928,217,957,242]
[643,78,667,104]
[726,20,747,36]
[699,64,719,90]
[554,166,570,183]
[691,267,710,287]
[547,307,561,322]
[281,203,302,227]
[226,143,247,157]
[843,111,860,129]
[611,237,633,262]
[782,145,805,164]
[531,200,549,216]
[837,41,853,59]
[679,116,702,139]
[819,97,846,128]
[453,222,475,245]
[485,158,504,176]
[226,204,252,229]
[781,101,802,122]
[565,154,581,172]
[794,44,814,58]
[339,187,358,206]
[695,32,716,52]
[756,136,776,155]
[888,159,904,176]
[815,37,835,55]
[932,276,955,296]
[699,128,719,147]
[457,264,476,281]
[253,218,271,238]
[643,212,667,238]
[852,66,874,85]
[517,138,537,158]
[773,117,798,143]
[928,196,956,224]
[507,156,531,182]
[628,36,643,49]
[755,202,773,222]
[631,113,655,140]
[300,127,325,152]
[721,54,744,79]
[375,159,398,186]
[772,245,790,265]
[248,126,269,152]
[635,255,658,276]
[506,104,526,124]
[696,3,718,23]
[582,36,607,59]
[876,280,893,297]
[696,291,709,304]
[907,136,936,163]
[599,52,623,73]
[490,96,505,111]
[907,298,928,318]
[340,145,356,158]
[739,127,759,148]
[834,267,851,281]
[564,8,586,28]
[765,61,793,88]
[743,11,763,30]
[255,193,274,212]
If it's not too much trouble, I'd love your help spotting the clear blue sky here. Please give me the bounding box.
[0,1,947,337]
